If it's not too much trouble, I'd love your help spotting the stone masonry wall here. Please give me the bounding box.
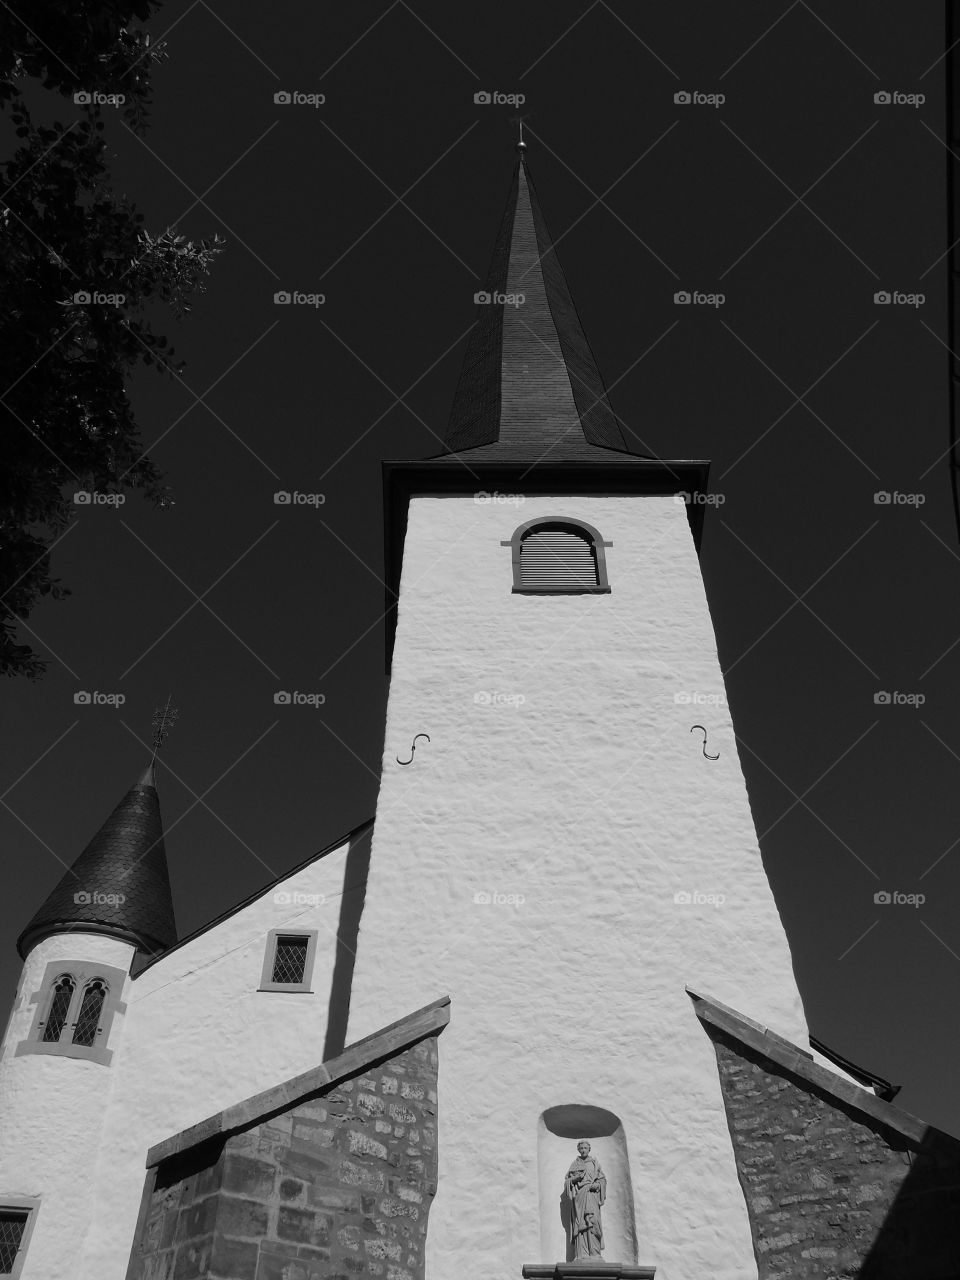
[129,1035,438,1280]
[708,1027,960,1280]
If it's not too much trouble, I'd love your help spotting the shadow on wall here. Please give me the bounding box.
[859,1127,960,1279]
[539,1104,638,1265]
[322,823,373,1062]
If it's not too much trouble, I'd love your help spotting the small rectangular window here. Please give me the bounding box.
[272,936,308,985]
[259,929,318,993]
[0,1210,28,1276]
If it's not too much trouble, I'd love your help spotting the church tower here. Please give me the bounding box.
[344,146,811,1280]
[0,762,176,1275]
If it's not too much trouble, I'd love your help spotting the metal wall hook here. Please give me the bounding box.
[397,733,431,766]
[690,724,719,761]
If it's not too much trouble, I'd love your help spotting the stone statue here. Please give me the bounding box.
[565,1139,606,1259]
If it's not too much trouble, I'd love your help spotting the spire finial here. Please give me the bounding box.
[150,694,179,766]
[512,114,527,155]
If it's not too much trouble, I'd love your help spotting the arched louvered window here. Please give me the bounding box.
[71,979,107,1047]
[40,974,75,1043]
[504,518,612,594]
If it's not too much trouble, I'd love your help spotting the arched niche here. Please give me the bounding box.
[537,1105,638,1264]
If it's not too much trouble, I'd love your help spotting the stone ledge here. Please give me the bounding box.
[145,994,450,1167]
[522,1264,656,1280]
[687,986,930,1145]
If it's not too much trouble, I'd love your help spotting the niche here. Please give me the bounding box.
[537,1105,638,1264]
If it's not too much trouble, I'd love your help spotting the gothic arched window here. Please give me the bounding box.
[40,974,75,1043]
[503,518,612,594]
[72,979,107,1047]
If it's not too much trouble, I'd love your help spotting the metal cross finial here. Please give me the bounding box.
[511,113,528,154]
[151,694,179,763]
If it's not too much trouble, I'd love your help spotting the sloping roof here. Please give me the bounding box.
[688,986,930,1144]
[17,762,177,959]
[434,155,648,465]
[145,994,451,1167]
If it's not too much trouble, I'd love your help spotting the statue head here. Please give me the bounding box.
[577,1140,591,1157]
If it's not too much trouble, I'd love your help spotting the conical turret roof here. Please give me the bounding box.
[17,761,178,959]
[435,154,647,464]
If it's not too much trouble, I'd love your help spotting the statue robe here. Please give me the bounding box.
[565,1154,606,1258]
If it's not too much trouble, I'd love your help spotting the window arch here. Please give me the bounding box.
[503,518,612,594]
[16,960,127,1066]
[72,979,107,1047]
[40,974,75,1043]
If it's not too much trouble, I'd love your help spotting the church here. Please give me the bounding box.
[1,143,959,1280]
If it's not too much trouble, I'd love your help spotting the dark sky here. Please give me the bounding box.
[5,1,960,1133]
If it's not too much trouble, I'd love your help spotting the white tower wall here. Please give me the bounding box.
[345,493,810,1280]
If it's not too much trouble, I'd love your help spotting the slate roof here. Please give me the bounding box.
[17,762,178,959]
[434,154,649,465]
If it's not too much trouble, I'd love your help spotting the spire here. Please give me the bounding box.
[436,151,646,464]
[17,765,178,959]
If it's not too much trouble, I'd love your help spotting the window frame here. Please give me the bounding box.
[15,961,127,1067]
[0,1196,40,1280]
[258,929,319,993]
[502,516,613,594]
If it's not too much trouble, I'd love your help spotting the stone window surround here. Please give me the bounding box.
[15,960,127,1068]
[0,1195,41,1280]
[502,516,613,594]
[258,928,319,993]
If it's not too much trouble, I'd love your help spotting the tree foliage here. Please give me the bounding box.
[0,1,224,677]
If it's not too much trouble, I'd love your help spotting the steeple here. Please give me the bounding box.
[17,761,178,959]
[435,150,646,464]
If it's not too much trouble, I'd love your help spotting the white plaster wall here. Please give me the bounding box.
[0,832,360,1280]
[345,494,812,1280]
[0,932,135,1280]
